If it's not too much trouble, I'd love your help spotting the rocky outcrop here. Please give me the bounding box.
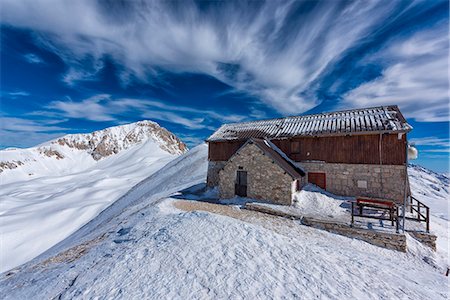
[0,161,24,173]
[39,149,64,160]
[53,120,187,160]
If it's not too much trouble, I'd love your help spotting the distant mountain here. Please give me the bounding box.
[0,120,187,183]
[0,120,187,272]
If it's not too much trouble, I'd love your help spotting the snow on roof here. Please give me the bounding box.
[207,105,412,142]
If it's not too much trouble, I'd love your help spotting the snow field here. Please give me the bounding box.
[1,144,448,299]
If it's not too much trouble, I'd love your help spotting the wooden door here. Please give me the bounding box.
[308,172,326,190]
[235,170,247,197]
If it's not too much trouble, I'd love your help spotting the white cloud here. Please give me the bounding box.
[0,117,69,148]
[342,24,449,122]
[23,53,44,64]
[409,137,449,148]
[1,0,402,114]
[0,130,63,149]
[45,94,248,130]
[47,94,116,121]
[5,91,30,97]
[0,117,67,132]
[173,133,205,147]
[422,149,450,153]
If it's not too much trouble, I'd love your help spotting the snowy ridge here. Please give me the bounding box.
[0,120,187,184]
[0,121,187,272]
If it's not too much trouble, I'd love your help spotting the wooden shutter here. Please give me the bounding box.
[308,172,326,190]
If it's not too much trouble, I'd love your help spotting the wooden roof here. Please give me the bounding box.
[207,105,412,142]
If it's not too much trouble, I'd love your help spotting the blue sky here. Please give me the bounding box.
[0,0,449,173]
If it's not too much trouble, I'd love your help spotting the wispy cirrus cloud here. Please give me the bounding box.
[0,117,67,132]
[409,137,449,148]
[422,149,450,153]
[44,94,247,130]
[409,136,450,158]
[1,90,30,98]
[3,0,436,116]
[46,94,116,122]
[0,117,69,148]
[23,53,44,64]
[342,23,449,122]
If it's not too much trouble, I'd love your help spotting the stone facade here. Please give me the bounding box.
[218,143,304,205]
[299,161,408,204]
[207,160,226,187]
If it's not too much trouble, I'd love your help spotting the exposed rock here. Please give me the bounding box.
[0,161,24,173]
[53,120,187,160]
[39,148,64,160]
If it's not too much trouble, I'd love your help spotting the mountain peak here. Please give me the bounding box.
[52,120,187,160]
[0,120,188,176]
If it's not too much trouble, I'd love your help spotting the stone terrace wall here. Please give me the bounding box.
[407,231,437,251]
[302,217,407,252]
[300,161,408,204]
[219,143,296,205]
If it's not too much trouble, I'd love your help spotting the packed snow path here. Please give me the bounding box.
[1,145,448,299]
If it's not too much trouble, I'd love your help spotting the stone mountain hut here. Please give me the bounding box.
[206,105,412,206]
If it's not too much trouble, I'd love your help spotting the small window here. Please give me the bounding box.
[291,141,300,154]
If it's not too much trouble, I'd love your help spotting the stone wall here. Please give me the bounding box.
[407,231,437,251]
[300,161,408,204]
[218,143,297,205]
[207,161,226,187]
[302,217,407,252]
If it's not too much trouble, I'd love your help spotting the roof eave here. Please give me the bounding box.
[207,128,412,142]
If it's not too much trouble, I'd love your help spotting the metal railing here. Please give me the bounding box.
[409,196,430,232]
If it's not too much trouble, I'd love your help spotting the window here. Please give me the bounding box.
[291,141,300,154]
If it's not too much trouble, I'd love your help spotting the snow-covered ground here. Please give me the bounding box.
[0,121,185,273]
[0,144,448,299]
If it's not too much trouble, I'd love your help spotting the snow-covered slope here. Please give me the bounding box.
[408,164,449,220]
[0,121,187,272]
[0,145,448,298]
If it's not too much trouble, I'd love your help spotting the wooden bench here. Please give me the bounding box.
[351,197,399,233]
